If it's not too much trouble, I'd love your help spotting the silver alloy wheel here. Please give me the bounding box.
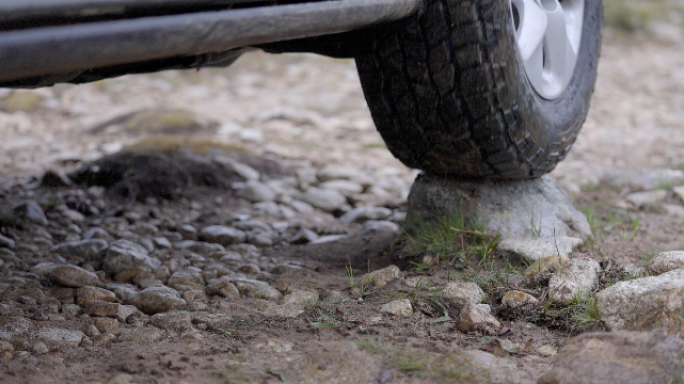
[510,0,584,99]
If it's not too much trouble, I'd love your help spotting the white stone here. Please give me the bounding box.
[379,299,413,317]
[648,251,684,275]
[303,187,346,212]
[497,237,583,261]
[457,303,501,334]
[361,220,400,235]
[625,190,667,207]
[340,207,392,224]
[673,185,684,202]
[215,156,260,180]
[318,179,363,195]
[442,281,485,305]
[597,269,684,337]
[549,257,601,304]
[238,180,276,202]
[282,290,319,306]
[200,225,247,246]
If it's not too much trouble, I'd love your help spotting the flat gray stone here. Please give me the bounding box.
[339,206,392,224]
[174,240,225,255]
[50,239,109,260]
[103,239,161,274]
[303,187,347,212]
[200,225,247,246]
[625,190,667,207]
[49,265,99,287]
[238,180,276,202]
[407,174,592,240]
[601,168,684,190]
[150,311,194,332]
[128,286,187,315]
[233,278,282,301]
[35,327,84,347]
[538,331,684,384]
[116,326,163,343]
[318,179,364,195]
[497,237,583,261]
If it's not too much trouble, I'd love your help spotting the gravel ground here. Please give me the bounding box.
[1,26,684,384]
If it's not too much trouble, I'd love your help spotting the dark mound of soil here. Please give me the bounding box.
[69,151,244,201]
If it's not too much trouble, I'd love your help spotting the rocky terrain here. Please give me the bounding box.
[2,22,684,384]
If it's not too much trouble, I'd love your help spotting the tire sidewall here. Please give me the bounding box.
[504,0,603,151]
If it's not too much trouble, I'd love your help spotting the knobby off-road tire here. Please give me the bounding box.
[355,0,602,178]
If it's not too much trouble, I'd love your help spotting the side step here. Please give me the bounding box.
[0,0,421,83]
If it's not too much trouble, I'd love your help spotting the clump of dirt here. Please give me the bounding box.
[68,137,289,201]
[69,151,239,201]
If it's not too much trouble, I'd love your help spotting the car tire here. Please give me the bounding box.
[355,0,602,178]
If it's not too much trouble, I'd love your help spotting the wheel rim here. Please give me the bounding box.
[509,0,584,100]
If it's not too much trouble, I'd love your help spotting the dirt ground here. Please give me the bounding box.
[1,22,684,384]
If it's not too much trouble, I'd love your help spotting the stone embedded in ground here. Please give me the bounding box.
[601,168,684,190]
[116,326,163,343]
[167,271,205,290]
[49,265,100,287]
[234,278,283,301]
[35,327,85,348]
[549,257,601,304]
[647,251,684,275]
[457,303,501,334]
[302,187,347,212]
[380,299,413,317]
[0,234,15,250]
[318,179,363,195]
[103,239,161,274]
[339,206,392,224]
[282,289,319,306]
[317,164,365,182]
[359,265,400,288]
[13,201,48,226]
[206,276,240,300]
[95,318,123,335]
[50,239,109,260]
[625,190,667,207]
[361,220,400,235]
[497,237,582,261]
[77,286,117,306]
[0,317,32,340]
[407,174,592,240]
[286,341,380,384]
[150,311,194,332]
[128,286,187,315]
[502,291,539,307]
[238,180,276,202]
[200,225,247,246]
[674,185,684,202]
[524,255,570,277]
[84,301,139,323]
[537,331,684,384]
[442,281,485,305]
[596,269,684,336]
[262,303,305,318]
[254,339,294,353]
[174,240,225,255]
